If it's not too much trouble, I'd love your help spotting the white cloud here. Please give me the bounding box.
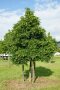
[0,9,24,40]
[35,0,60,41]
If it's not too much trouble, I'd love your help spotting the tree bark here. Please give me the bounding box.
[22,64,25,82]
[33,61,36,81]
[33,61,36,72]
[29,61,32,82]
[31,61,35,82]
[29,61,36,82]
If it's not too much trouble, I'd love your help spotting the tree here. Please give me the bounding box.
[4,30,13,53]
[4,8,56,82]
[0,40,7,54]
[57,41,60,52]
[0,40,4,53]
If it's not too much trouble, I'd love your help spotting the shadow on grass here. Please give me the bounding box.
[50,60,55,63]
[35,66,53,77]
[25,66,53,79]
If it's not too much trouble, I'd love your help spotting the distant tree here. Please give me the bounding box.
[4,30,13,53]
[0,40,4,53]
[57,41,60,48]
[0,40,7,54]
[4,8,56,82]
[57,41,60,52]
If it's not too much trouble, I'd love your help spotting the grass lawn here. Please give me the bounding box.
[0,56,60,90]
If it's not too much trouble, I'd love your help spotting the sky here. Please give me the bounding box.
[0,0,60,41]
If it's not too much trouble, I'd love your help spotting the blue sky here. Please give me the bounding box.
[0,0,35,10]
[0,0,60,41]
[0,0,60,10]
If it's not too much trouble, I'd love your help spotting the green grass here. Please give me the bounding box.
[36,56,60,80]
[0,56,60,90]
[0,60,21,81]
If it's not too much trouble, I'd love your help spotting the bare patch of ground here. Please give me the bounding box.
[3,77,60,90]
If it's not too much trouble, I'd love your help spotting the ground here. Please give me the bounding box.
[0,56,60,90]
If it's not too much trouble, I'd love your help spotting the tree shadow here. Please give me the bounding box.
[35,66,53,77]
[50,60,55,63]
[25,66,53,80]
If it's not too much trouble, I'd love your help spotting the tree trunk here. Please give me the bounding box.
[29,61,35,82]
[33,61,36,81]
[29,61,32,82]
[31,61,35,82]
[33,61,36,72]
[29,61,36,82]
[22,64,25,82]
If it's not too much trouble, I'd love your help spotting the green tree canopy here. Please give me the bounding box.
[6,8,56,64]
